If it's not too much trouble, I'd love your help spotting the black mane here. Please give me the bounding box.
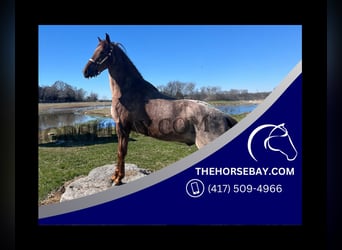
[110,42,172,99]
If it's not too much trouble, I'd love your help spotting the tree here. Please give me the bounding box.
[38,81,91,102]
[87,92,98,101]
[183,82,196,97]
[75,88,87,102]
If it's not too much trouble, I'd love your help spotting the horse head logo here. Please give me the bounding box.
[247,123,298,162]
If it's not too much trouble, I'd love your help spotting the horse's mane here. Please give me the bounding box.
[113,42,127,53]
[110,42,144,80]
[110,42,166,96]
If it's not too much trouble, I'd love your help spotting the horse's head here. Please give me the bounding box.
[83,33,113,78]
[264,123,298,161]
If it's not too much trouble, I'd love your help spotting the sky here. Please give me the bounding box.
[39,25,302,100]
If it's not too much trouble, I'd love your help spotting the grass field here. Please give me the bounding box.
[38,101,112,113]
[38,101,250,204]
[38,132,199,202]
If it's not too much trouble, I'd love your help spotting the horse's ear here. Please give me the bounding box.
[105,33,111,43]
[98,37,102,42]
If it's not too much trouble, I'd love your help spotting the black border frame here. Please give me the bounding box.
[14,2,327,248]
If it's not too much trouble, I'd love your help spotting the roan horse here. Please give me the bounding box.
[83,33,237,185]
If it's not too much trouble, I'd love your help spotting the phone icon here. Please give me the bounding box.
[191,182,200,195]
[186,179,204,198]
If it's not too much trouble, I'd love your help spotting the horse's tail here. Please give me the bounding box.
[225,115,238,129]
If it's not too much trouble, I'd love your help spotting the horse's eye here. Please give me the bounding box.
[100,49,108,56]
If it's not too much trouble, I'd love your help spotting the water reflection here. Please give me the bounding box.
[217,104,258,115]
[38,104,258,131]
[39,113,100,130]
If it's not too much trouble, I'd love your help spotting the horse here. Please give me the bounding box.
[83,33,238,185]
[247,123,298,162]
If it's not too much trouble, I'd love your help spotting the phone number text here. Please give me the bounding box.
[207,184,283,194]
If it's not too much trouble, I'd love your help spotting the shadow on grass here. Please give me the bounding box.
[38,134,136,147]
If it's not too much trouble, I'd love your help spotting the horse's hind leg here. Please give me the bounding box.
[112,124,130,185]
[195,136,206,149]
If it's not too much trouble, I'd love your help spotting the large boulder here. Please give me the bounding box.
[60,164,151,202]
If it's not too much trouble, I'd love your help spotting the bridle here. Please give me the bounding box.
[89,44,114,65]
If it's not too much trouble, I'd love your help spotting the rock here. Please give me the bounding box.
[60,164,151,202]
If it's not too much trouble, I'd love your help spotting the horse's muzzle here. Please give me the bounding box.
[83,64,99,78]
[83,70,98,78]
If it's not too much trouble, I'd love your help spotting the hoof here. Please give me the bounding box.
[114,180,123,186]
[111,175,123,186]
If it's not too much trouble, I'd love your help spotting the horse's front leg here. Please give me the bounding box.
[112,123,130,185]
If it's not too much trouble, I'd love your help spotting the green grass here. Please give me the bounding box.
[38,133,198,202]
[38,113,246,202]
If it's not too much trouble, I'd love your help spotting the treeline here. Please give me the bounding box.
[157,81,271,101]
[39,81,98,103]
[39,80,271,103]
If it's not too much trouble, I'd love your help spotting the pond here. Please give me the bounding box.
[38,103,258,131]
[216,103,258,115]
[39,104,113,131]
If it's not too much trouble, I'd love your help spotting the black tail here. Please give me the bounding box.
[226,115,238,128]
